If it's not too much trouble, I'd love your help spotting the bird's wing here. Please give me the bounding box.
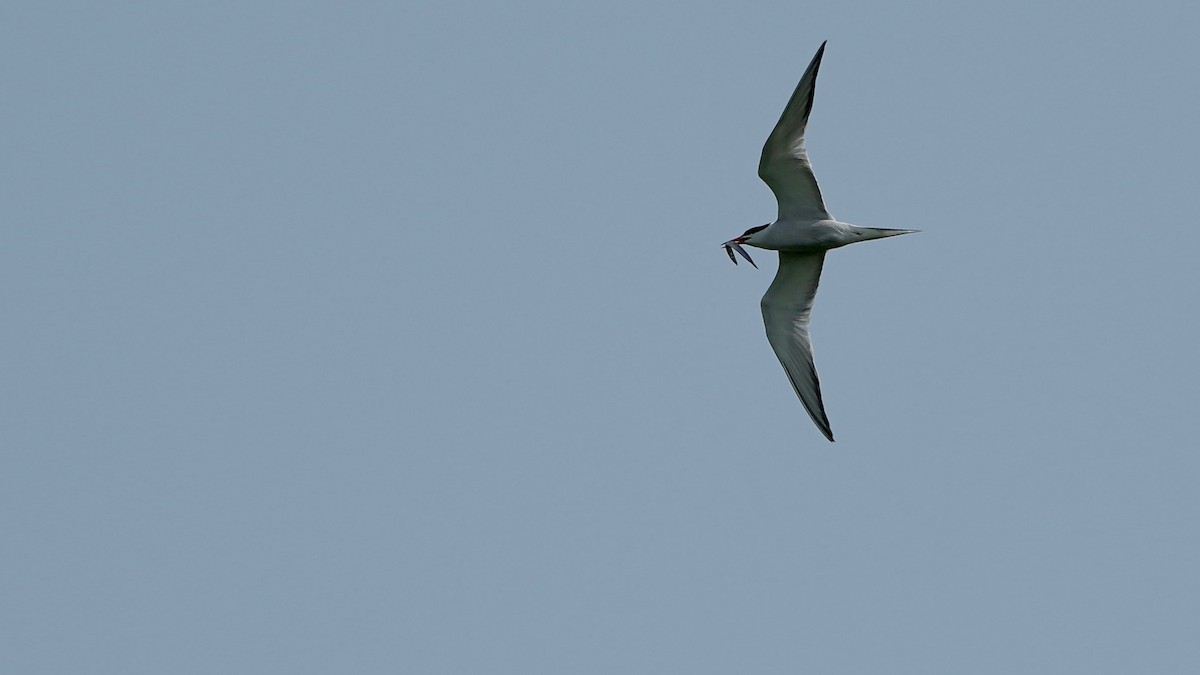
[757,41,832,224]
[760,251,833,441]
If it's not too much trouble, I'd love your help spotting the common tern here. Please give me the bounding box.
[723,41,917,442]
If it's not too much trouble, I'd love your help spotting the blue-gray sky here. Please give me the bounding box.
[4,1,1199,672]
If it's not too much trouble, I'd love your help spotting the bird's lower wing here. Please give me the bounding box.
[760,251,833,442]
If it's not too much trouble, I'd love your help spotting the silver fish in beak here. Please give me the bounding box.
[722,239,758,268]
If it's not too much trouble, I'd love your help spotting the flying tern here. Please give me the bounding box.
[723,41,916,442]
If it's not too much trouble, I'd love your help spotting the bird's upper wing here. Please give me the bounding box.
[760,251,833,442]
[757,41,831,224]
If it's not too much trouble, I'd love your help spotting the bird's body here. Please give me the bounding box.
[745,218,908,252]
[722,41,916,442]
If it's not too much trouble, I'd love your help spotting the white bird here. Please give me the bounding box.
[723,41,916,442]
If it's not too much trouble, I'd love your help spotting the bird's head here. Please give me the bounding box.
[722,224,768,268]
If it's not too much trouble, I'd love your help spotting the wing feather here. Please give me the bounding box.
[760,251,833,441]
[758,42,832,224]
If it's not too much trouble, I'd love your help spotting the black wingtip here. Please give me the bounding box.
[816,423,835,442]
[812,42,827,67]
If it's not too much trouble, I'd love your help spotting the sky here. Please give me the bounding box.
[3,1,1200,673]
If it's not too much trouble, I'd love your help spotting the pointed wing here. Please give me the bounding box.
[760,251,834,442]
[758,41,832,224]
